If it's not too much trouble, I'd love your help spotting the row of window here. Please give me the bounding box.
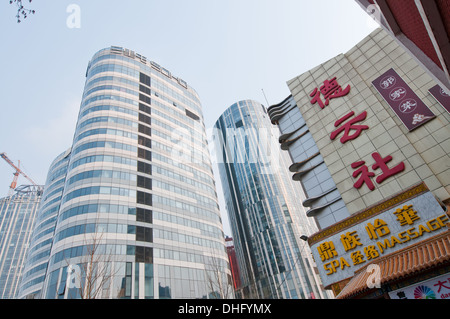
[54,222,153,244]
[83,84,139,99]
[57,205,152,229]
[74,127,138,144]
[85,75,139,92]
[68,152,212,197]
[80,104,138,120]
[88,54,201,112]
[87,63,139,80]
[82,94,139,109]
[67,169,137,186]
[62,185,136,204]
[20,262,47,287]
[153,195,220,223]
[154,211,222,240]
[72,140,137,157]
[154,228,224,251]
[58,203,136,223]
[41,177,65,200]
[77,115,138,131]
[151,152,213,186]
[70,154,137,171]
[153,179,217,210]
[153,165,215,197]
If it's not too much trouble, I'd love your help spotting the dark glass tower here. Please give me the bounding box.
[213,100,331,299]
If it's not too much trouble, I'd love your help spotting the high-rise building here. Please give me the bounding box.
[213,100,331,299]
[18,46,232,299]
[19,149,71,298]
[0,185,43,299]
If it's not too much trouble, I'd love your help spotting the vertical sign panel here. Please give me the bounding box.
[429,84,450,114]
[372,68,435,131]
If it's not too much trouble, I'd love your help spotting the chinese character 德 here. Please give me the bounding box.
[394,205,420,226]
[330,111,369,144]
[317,241,338,262]
[310,77,351,109]
[366,219,390,240]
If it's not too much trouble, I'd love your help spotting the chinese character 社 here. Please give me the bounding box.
[371,152,405,184]
[351,152,405,191]
[352,160,376,191]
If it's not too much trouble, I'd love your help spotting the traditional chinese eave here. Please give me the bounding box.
[336,229,450,299]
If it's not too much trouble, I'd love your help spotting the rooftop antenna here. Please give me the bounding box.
[261,89,270,107]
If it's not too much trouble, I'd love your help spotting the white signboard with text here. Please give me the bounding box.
[309,185,448,288]
[389,273,450,299]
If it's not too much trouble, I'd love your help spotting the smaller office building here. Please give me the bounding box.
[0,185,44,299]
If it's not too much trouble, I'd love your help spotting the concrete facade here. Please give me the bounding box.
[287,28,449,224]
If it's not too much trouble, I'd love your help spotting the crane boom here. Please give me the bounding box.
[1,152,37,196]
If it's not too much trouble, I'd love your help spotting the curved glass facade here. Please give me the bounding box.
[213,100,331,299]
[19,47,231,299]
[18,150,70,299]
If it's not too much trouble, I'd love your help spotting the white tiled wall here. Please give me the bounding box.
[288,28,450,216]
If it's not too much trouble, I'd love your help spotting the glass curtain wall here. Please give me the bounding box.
[19,47,232,299]
[213,100,329,299]
[0,185,44,299]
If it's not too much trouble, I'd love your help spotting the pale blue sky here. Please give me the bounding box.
[0,1,377,233]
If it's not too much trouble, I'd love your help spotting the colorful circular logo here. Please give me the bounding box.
[413,285,436,299]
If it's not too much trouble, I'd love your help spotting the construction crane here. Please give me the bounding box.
[1,152,37,196]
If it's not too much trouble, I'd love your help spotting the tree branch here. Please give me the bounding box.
[9,0,35,23]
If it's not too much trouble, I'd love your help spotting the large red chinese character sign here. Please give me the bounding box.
[351,152,405,191]
[330,111,369,144]
[311,76,405,192]
[310,77,351,109]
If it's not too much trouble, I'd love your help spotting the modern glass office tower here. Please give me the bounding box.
[213,100,330,299]
[19,46,231,299]
[0,185,44,299]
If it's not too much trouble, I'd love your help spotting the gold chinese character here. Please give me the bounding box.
[364,245,380,260]
[365,219,390,240]
[317,241,338,262]
[340,231,363,252]
[394,204,420,226]
[350,251,365,266]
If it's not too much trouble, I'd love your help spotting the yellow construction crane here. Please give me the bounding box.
[0,152,37,196]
